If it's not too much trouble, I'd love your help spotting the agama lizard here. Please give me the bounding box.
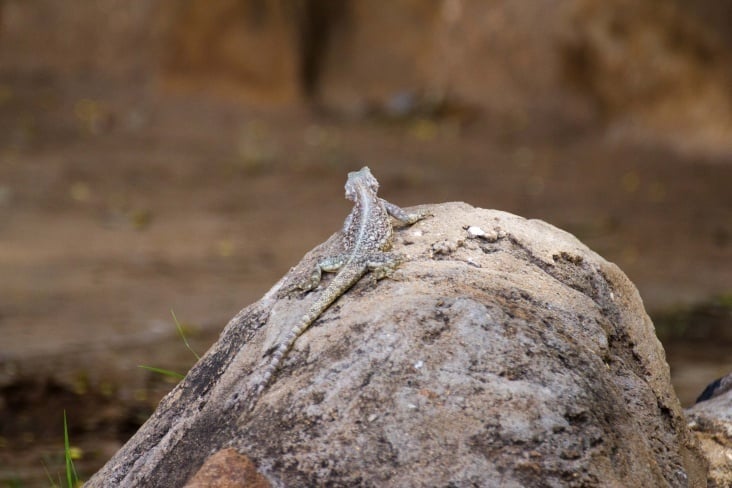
[255,166,427,396]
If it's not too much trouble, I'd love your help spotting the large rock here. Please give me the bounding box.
[85,202,707,487]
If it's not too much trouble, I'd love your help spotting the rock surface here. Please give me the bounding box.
[85,202,707,487]
[686,376,732,488]
[183,448,270,488]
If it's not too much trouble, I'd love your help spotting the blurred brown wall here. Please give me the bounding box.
[1,0,731,142]
[0,0,160,79]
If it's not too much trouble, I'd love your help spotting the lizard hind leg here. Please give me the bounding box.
[365,252,404,283]
[296,254,348,292]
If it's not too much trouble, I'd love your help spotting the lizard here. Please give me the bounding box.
[254,166,428,397]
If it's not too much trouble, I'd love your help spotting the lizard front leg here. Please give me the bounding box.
[382,200,430,225]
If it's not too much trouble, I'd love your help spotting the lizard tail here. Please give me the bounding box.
[256,326,301,393]
[255,266,366,396]
[255,307,327,394]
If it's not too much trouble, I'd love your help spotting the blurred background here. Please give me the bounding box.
[0,0,730,484]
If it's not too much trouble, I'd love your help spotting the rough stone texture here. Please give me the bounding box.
[184,448,271,488]
[85,203,707,487]
[686,381,732,488]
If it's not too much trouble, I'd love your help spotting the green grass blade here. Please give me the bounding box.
[42,460,57,487]
[63,410,78,487]
[138,364,186,379]
[171,309,200,360]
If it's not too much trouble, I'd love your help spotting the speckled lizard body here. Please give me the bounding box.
[255,166,427,396]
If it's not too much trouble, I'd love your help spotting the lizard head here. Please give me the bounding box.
[345,166,379,201]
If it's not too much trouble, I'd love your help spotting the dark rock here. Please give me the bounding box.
[695,374,732,404]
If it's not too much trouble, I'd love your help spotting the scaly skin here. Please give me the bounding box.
[255,166,427,396]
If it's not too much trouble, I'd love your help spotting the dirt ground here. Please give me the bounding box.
[0,73,730,484]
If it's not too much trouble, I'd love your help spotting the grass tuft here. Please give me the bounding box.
[138,310,201,380]
[63,410,80,487]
